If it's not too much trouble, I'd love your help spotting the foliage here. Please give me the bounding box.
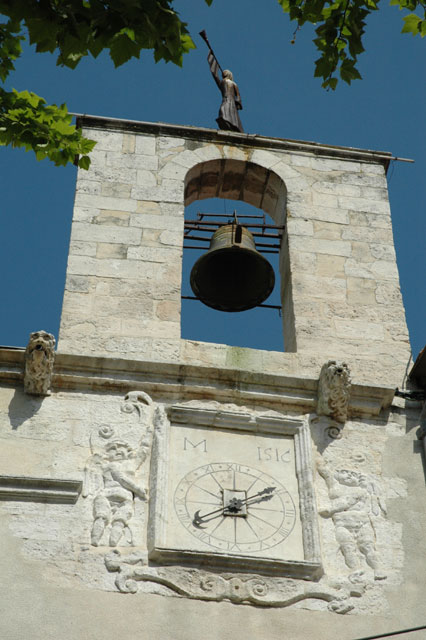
[277,0,426,89]
[0,0,197,168]
[0,87,95,167]
[0,0,424,166]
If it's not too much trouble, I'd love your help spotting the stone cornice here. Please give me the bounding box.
[0,476,82,503]
[0,348,395,419]
[74,114,394,170]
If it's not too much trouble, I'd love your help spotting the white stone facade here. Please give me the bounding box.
[0,351,424,639]
[59,118,410,388]
[1,120,423,640]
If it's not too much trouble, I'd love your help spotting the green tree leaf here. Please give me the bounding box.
[78,155,91,170]
[340,58,362,83]
[0,88,96,169]
[109,31,141,67]
[402,12,423,34]
[323,76,338,90]
[0,0,199,168]
[278,0,424,88]
[0,18,24,82]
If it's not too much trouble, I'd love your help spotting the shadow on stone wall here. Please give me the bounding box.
[8,388,44,430]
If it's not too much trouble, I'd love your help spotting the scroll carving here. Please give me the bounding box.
[83,391,154,547]
[24,330,55,396]
[318,462,387,581]
[104,550,364,614]
[121,391,153,419]
[317,360,351,424]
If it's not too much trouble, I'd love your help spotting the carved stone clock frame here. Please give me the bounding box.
[148,406,322,580]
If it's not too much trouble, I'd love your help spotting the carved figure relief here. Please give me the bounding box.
[7,393,400,617]
[318,462,387,580]
[83,391,154,547]
[317,360,351,424]
[24,330,56,395]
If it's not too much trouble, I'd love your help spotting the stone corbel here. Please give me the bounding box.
[316,360,351,437]
[24,330,56,396]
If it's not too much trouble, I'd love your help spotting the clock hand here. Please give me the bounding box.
[193,487,277,528]
[229,487,276,510]
[193,507,224,529]
[245,488,276,507]
[245,486,276,503]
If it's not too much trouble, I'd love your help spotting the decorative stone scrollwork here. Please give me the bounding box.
[318,461,387,581]
[326,423,343,439]
[317,360,351,424]
[24,330,56,396]
[98,425,115,439]
[104,550,364,613]
[121,391,153,419]
[198,575,270,603]
[83,391,154,547]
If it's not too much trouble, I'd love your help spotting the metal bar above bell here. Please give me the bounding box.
[184,228,283,240]
[184,220,285,230]
[184,246,280,254]
[184,236,281,249]
[196,213,266,219]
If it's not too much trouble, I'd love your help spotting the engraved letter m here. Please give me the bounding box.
[184,437,207,452]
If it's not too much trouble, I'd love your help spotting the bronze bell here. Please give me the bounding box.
[190,224,275,312]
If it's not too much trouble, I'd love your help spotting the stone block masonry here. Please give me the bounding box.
[58,118,411,387]
[1,118,420,640]
[0,350,424,639]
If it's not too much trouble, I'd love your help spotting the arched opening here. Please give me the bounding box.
[181,159,291,352]
[185,159,286,226]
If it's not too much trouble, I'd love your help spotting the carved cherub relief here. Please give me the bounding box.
[318,462,387,581]
[84,438,149,546]
[317,360,351,424]
[83,391,154,547]
[24,330,56,395]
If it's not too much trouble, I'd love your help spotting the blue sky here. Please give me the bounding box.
[1,0,424,360]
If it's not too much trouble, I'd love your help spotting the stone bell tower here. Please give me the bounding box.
[1,117,424,640]
[59,116,410,387]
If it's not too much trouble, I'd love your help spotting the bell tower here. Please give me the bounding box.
[59,115,410,387]
[2,115,424,640]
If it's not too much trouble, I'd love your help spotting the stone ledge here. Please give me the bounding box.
[169,406,305,433]
[0,348,395,419]
[148,547,323,580]
[0,476,82,503]
[74,114,394,170]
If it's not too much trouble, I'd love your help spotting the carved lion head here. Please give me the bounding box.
[25,330,56,362]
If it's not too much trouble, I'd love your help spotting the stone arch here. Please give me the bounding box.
[184,159,287,226]
[182,159,295,351]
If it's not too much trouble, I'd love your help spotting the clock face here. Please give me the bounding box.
[149,410,321,579]
[174,462,296,554]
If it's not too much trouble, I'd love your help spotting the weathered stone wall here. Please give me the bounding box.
[58,119,411,388]
[0,353,424,640]
[2,119,417,639]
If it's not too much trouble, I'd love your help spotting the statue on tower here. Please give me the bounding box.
[200,30,244,133]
